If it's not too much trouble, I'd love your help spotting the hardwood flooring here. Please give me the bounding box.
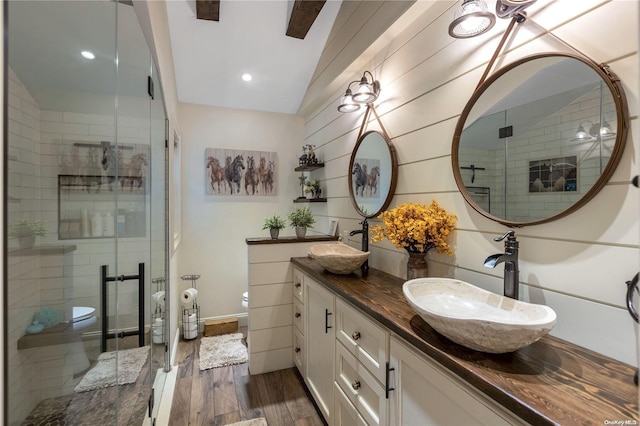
[169,330,324,426]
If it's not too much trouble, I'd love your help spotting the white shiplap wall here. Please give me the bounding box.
[301,0,639,365]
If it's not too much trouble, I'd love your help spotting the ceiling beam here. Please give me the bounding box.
[196,0,220,22]
[286,0,326,39]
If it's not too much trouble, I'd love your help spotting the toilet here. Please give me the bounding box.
[242,291,249,312]
[70,306,97,375]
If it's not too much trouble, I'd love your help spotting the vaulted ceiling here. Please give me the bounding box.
[165,0,416,115]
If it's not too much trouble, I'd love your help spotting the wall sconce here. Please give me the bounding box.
[573,120,616,141]
[448,0,496,38]
[448,0,536,39]
[337,71,380,113]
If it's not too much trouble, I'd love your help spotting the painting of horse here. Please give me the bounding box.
[205,148,277,197]
[352,162,367,197]
[353,158,382,199]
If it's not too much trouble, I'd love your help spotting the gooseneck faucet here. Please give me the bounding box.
[483,230,519,299]
[349,218,369,273]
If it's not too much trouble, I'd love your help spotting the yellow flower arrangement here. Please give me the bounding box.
[370,201,457,255]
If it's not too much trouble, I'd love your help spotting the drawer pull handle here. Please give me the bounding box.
[325,309,333,333]
[295,312,301,318]
[385,362,395,399]
[351,380,361,390]
[351,331,361,340]
[294,282,301,288]
[295,347,301,353]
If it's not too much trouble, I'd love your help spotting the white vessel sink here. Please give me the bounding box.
[403,278,557,353]
[309,243,370,274]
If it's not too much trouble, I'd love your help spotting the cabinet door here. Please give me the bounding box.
[389,336,523,426]
[336,341,388,426]
[336,298,389,384]
[305,277,335,424]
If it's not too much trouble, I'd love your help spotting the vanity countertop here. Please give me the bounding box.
[291,256,638,426]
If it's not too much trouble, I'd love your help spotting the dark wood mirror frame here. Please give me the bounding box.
[451,52,629,227]
[348,106,398,218]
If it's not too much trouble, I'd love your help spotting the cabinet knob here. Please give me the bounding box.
[295,312,301,318]
[351,380,361,390]
[295,347,301,353]
[294,282,301,288]
[351,331,361,341]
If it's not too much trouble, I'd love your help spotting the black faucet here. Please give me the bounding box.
[483,230,519,299]
[349,218,369,273]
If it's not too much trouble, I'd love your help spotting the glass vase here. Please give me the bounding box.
[406,251,428,279]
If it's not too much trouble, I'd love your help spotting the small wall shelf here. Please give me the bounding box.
[294,197,327,203]
[295,163,324,172]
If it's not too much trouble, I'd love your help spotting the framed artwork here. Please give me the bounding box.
[352,157,381,199]
[205,148,278,196]
[529,156,577,193]
[328,220,338,236]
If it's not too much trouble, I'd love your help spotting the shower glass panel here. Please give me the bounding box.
[5,1,168,424]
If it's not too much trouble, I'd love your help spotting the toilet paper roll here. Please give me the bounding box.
[153,334,164,344]
[181,288,198,305]
[152,291,165,306]
[154,318,164,327]
[184,328,197,340]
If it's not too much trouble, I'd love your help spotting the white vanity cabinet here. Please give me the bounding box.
[388,336,526,426]
[292,268,305,375]
[305,276,336,424]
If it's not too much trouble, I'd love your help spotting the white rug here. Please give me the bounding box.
[226,418,267,426]
[74,346,149,393]
[199,333,248,370]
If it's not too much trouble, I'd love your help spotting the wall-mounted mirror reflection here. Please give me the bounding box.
[452,53,628,226]
[348,130,398,218]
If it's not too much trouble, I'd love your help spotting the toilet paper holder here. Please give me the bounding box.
[180,274,201,340]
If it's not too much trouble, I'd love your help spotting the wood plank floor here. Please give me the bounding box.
[169,329,325,425]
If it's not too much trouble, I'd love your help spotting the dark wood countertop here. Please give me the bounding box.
[246,235,338,245]
[291,257,638,426]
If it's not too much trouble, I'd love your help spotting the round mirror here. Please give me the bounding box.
[348,130,398,218]
[452,53,629,226]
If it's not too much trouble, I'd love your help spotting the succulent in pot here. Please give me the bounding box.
[288,206,315,238]
[9,219,47,248]
[262,214,286,239]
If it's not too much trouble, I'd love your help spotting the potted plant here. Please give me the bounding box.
[9,219,47,249]
[288,206,315,238]
[262,214,286,239]
[304,180,322,198]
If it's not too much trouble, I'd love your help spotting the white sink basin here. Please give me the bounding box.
[309,243,370,274]
[403,278,557,353]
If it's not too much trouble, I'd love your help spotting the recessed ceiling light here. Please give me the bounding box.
[241,73,252,82]
[81,50,95,60]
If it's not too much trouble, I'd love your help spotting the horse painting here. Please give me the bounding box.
[257,156,268,194]
[366,166,380,197]
[264,161,275,194]
[206,156,226,193]
[101,146,117,190]
[244,156,259,195]
[352,162,367,197]
[121,153,148,191]
[226,155,245,194]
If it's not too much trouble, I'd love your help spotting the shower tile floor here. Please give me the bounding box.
[21,334,162,426]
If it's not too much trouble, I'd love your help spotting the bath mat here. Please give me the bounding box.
[74,346,149,392]
[226,418,267,426]
[199,333,248,370]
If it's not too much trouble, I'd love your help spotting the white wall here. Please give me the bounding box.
[176,103,312,322]
[302,0,638,365]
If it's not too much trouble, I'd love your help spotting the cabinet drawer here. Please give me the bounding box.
[334,382,368,426]
[293,297,304,333]
[336,298,389,384]
[336,341,388,426]
[293,267,304,302]
[293,326,304,375]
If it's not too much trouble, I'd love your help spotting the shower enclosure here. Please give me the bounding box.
[4,1,170,424]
